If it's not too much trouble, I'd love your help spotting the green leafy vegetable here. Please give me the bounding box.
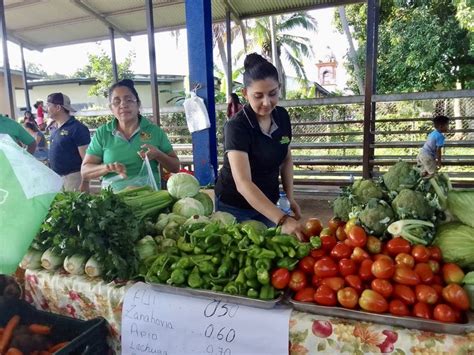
[167,173,200,199]
[172,197,205,218]
[433,222,474,269]
[382,161,420,192]
[358,199,395,236]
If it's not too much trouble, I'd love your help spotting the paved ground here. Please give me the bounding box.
[295,192,337,226]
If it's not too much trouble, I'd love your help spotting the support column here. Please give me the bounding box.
[20,44,31,112]
[362,0,380,179]
[0,0,15,119]
[109,27,119,83]
[185,0,218,185]
[145,0,160,125]
[225,9,232,99]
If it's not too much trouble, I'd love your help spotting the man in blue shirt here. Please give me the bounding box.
[47,93,90,191]
[417,115,449,177]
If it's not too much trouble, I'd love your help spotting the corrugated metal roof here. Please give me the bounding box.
[4,0,362,51]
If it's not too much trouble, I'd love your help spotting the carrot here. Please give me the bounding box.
[5,347,23,355]
[28,324,51,335]
[0,315,20,353]
[47,341,69,353]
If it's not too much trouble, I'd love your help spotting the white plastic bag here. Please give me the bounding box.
[183,92,211,133]
[0,134,63,274]
[101,156,158,192]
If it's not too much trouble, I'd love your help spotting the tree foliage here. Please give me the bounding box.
[334,0,474,93]
[73,49,135,97]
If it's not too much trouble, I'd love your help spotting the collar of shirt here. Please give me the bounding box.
[108,116,149,141]
[242,104,279,138]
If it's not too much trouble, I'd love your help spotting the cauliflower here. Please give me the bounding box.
[351,179,384,205]
[358,198,395,236]
[332,196,354,221]
[382,161,420,192]
[391,189,434,220]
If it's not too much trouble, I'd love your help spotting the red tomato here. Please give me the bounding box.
[393,284,416,305]
[288,270,307,292]
[313,257,338,278]
[432,284,444,297]
[320,235,337,252]
[294,287,316,303]
[314,285,337,306]
[344,218,357,234]
[304,218,323,238]
[328,217,344,233]
[386,238,411,256]
[415,284,439,304]
[366,236,382,254]
[414,263,434,284]
[330,242,352,260]
[373,254,393,262]
[442,284,470,311]
[336,226,347,241]
[337,287,359,309]
[310,248,326,259]
[298,256,316,274]
[411,245,430,263]
[413,302,432,319]
[371,279,393,298]
[358,259,374,282]
[345,275,364,294]
[311,274,322,288]
[321,277,345,292]
[338,258,357,277]
[427,260,440,274]
[389,299,410,316]
[371,258,395,279]
[351,247,371,263]
[442,263,465,284]
[359,289,388,313]
[433,304,457,323]
[393,265,420,286]
[395,253,415,269]
[428,246,442,261]
[432,275,444,286]
[346,226,367,248]
[271,268,290,290]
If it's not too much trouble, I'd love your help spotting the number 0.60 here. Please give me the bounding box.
[205,324,236,343]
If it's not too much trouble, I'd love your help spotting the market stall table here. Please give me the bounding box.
[24,269,474,354]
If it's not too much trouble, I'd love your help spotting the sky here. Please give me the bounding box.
[3,8,351,92]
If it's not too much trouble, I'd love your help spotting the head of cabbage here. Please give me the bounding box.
[167,173,200,199]
[434,222,474,269]
[193,192,214,216]
[172,197,205,218]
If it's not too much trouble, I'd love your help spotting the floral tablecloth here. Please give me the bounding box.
[24,269,474,355]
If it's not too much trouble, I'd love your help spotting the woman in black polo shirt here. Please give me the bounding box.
[214,53,305,240]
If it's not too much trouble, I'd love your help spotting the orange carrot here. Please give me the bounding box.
[47,341,69,353]
[5,347,23,355]
[28,324,51,335]
[0,315,20,353]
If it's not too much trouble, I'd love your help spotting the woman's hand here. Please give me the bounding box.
[105,162,127,178]
[289,198,302,220]
[139,144,160,161]
[281,217,306,241]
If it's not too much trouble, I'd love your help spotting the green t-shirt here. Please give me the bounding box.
[86,116,173,189]
[0,115,35,146]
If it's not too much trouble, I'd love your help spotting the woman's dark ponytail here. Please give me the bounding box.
[243,53,279,87]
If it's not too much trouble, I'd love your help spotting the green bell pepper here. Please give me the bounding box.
[259,284,275,300]
[271,235,299,248]
[296,243,311,259]
[310,236,322,249]
[235,269,246,285]
[241,225,264,246]
[247,288,259,298]
[177,237,194,253]
[246,278,259,289]
[167,268,186,285]
[223,281,239,295]
[257,268,270,285]
[244,266,257,280]
[255,258,272,271]
[197,260,215,274]
[187,266,203,288]
[277,257,299,271]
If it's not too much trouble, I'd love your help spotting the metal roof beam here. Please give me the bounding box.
[71,0,131,41]
[222,0,241,24]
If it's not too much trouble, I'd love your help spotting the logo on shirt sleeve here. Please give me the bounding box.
[280,136,290,144]
[60,130,69,136]
[140,131,152,141]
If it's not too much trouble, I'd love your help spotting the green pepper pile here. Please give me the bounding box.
[142,222,311,300]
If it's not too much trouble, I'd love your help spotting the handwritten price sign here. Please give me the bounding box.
[121,282,291,355]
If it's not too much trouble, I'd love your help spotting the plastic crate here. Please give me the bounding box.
[0,298,109,354]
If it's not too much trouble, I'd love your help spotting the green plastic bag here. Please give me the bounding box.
[0,134,63,274]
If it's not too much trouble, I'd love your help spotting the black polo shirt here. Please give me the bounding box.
[215,104,292,209]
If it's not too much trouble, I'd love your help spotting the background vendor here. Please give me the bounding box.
[214,53,305,240]
[81,79,180,189]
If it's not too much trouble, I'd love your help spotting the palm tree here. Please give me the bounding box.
[247,12,318,98]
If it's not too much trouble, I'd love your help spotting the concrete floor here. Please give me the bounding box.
[295,192,336,226]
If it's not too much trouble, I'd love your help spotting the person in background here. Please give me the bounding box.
[81,79,180,189]
[0,114,37,154]
[24,121,48,161]
[33,100,45,130]
[226,93,243,119]
[214,53,305,240]
[417,115,450,178]
[47,93,90,192]
[23,110,36,125]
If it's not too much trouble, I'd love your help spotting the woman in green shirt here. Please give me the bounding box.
[81,79,180,189]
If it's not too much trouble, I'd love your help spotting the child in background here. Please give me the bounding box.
[417,115,450,177]
[34,100,45,130]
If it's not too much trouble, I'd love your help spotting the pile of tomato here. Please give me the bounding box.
[271,218,470,323]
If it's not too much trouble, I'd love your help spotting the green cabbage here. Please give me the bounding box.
[433,222,474,270]
[240,220,267,234]
[167,173,200,199]
[172,197,205,218]
[135,236,158,261]
[447,190,474,228]
[193,192,214,216]
[210,211,236,227]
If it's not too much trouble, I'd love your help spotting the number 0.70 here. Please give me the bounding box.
[205,324,236,343]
